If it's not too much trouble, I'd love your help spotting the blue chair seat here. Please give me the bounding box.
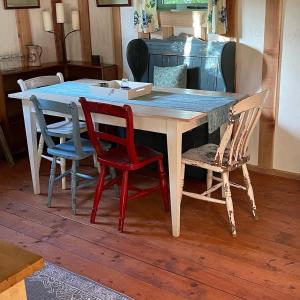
[47,120,86,138]
[47,138,111,160]
[47,138,95,160]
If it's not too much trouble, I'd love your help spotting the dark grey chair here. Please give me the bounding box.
[30,95,111,214]
[126,39,149,82]
[0,121,14,165]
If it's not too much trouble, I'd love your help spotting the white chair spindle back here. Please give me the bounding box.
[214,90,268,167]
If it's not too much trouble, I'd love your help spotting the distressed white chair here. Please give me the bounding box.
[180,91,268,237]
[17,73,87,189]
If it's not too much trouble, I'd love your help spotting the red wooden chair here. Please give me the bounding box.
[79,97,169,232]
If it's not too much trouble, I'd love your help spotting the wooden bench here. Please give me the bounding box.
[0,241,44,300]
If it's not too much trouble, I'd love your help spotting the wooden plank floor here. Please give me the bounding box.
[0,157,299,300]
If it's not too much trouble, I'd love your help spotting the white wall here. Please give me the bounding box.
[0,0,116,64]
[0,1,56,63]
[89,0,114,64]
[0,4,20,55]
[29,0,56,63]
[235,0,266,165]
[120,7,137,80]
[274,0,300,174]
[63,0,82,61]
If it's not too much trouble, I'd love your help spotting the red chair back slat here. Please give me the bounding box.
[79,97,138,163]
[95,132,127,147]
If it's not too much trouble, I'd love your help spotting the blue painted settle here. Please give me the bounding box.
[142,37,235,93]
[128,37,236,178]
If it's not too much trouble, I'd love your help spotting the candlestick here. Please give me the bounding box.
[56,3,65,24]
[71,10,80,31]
[43,5,80,63]
[42,10,53,32]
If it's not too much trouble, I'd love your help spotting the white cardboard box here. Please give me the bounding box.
[89,80,152,100]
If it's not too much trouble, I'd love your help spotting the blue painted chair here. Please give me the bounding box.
[30,95,112,214]
[18,73,87,189]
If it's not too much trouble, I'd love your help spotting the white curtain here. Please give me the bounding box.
[207,0,227,35]
[133,0,159,33]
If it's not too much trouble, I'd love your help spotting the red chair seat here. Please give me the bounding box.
[99,145,163,171]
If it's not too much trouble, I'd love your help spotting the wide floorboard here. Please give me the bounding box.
[0,158,299,299]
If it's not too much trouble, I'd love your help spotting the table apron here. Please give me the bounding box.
[23,100,206,135]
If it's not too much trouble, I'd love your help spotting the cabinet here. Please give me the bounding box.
[66,61,118,81]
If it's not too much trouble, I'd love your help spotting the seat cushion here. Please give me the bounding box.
[99,145,163,170]
[47,138,95,160]
[153,64,187,88]
[47,120,86,137]
[182,143,229,166]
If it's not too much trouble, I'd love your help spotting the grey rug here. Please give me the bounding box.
[25,261,132,300]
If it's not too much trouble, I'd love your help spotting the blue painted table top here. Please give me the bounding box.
[29,81,235,133]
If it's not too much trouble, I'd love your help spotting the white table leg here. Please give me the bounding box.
[22,101,40,195]
[167,119,182,237]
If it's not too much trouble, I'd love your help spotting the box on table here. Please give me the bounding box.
[90,80,152,100]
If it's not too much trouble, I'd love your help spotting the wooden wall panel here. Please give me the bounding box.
[226,0,237,38]
[259,0,283,169]
[112,7,123,79]
[78,0,92,62]
[161,27,174,39]
[15,9,32,64]
[51,0,65,63]
[159,11,207,28]
[138,33,151,39]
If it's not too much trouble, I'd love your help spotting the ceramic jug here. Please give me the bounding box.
[27,45,42,67]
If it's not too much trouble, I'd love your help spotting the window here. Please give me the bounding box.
[158,0,208,11]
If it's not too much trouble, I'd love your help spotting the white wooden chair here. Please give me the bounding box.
[180,91,268,237]
[17,73,87,189]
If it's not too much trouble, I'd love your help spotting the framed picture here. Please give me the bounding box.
[3,0,40,9]
[96,0,131,7]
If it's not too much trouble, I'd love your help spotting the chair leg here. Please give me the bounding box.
[207,170,213,197]
[71,160,77,215]
[118,171,129,232]
[90,165,107,224]
[37,134,44,171]
[93,154,98,169]
[0,125,14,165]
[158,159,170,211]
[109,167,119,197]
[221,176,226,199]
[93,123,99,169]
[222,172,237,237]
[180,163,185,204]
[59,137,67,190]
[96,161,101,174]
[48,156,57,208]
[242,164,258,220]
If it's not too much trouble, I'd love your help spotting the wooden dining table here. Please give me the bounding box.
[9,80,243,237]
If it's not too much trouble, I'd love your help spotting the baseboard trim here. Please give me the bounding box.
[247,164,300,180]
